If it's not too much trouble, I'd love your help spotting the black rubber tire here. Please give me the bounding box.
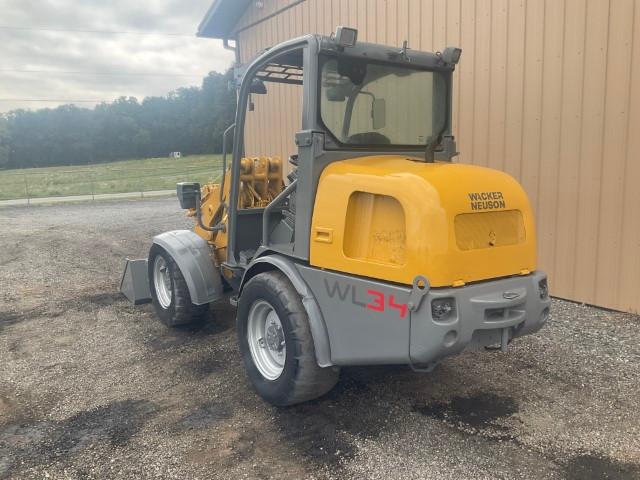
[148,244,209,327]
[237,271,340,406]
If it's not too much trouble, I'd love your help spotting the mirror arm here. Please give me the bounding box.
[195,189,226,233]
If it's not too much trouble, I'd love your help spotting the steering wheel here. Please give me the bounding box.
[346,132,391,145]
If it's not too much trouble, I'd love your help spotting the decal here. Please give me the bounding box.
[323,278,408,319]
[388,294,408,318]
[366,289,385,312]
[468,191,506,210]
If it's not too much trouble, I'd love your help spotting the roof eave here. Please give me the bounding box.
[197,0,252,39]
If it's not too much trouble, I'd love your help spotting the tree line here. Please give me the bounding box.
[0,70,236,169]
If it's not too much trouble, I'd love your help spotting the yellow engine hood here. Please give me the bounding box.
[310,156,537,287]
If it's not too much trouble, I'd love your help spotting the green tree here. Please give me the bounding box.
[0,117,9,168]
[1,69,236,169]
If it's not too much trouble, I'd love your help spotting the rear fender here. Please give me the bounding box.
[240,254,333,367]
[153,230,223,305]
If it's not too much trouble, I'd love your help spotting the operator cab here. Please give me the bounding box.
[225,29,461,285]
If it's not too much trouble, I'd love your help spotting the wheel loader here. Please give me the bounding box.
[120,28,551,406]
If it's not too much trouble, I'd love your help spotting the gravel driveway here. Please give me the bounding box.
[0,198,639,479]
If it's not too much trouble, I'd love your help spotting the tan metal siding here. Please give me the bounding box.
[232,0,640,313]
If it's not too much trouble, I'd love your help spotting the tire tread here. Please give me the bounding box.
[149,244,208,327]
[240,271,339,405]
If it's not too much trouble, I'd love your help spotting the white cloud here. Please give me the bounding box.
[0,0,235,112]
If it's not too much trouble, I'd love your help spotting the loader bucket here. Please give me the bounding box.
[119,258,151,305]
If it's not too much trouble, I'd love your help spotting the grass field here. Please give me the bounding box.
[0,154,223,201]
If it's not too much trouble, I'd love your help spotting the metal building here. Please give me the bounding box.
[198,0,640,314]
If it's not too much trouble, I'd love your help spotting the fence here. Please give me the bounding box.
[0,161,222,204]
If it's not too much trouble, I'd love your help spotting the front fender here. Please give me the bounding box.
[153,230,223,305]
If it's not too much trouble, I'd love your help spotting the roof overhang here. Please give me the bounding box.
[197,0,252,39]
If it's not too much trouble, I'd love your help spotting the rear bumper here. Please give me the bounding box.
[409,271,551,366]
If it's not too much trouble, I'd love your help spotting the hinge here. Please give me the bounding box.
[407,275,430,312]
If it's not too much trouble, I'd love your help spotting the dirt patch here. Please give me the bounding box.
[412,392,519,437]
[179,356,224,379]
[175,401,233,431]
[272,369,395,470]
[0,312,23,333]
[0,400,158,477]
[0,306,69,334]
[79,292,125,307]
[275,405,357,468]
[144,315,233,351]
[564,454,640,480]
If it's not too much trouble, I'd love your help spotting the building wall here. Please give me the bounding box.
[231,0,640,314]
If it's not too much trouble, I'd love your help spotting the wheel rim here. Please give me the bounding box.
[247,300,286,380]
[153,255,172,309]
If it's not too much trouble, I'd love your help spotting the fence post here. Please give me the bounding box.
[23,173,30,206]
[139,174,144,198]
[91,171,95,201]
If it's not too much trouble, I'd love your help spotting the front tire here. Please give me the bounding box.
[237,271,339,406]
[148,244,209,327]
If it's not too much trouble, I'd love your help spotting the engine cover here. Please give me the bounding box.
[310,156,537,288]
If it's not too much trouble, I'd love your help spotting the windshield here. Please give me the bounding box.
[320,57,448,147]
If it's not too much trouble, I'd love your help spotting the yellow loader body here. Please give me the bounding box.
[310,156,537,288]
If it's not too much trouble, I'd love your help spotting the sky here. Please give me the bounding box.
[0,0,235,113]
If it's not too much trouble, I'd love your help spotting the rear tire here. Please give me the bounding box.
[237,271,339,406]
[148,244,209,327]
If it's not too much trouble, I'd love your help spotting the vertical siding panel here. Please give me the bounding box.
[366,0,377,42]
[357,0,369,39]
[457,0,476,163]
[472,0,492,167]
[488,0,508,171]
[330,0,340,34]
[519,0,545,224]
[618,0,640,313]
[335,0,341,32]
[553,0,587,298]
[302,0,310,33]
[240,27,249,62]
[398,0,410,45]
[316,0,325,35]
[364,0,374,41]
[349,0,361,32]
[594,0,635,308]
[324,0,331,34]
[387,0,399,46]
[446,0,462,136]
[408,0,422,47]
[536,0,565,281]
[572,0,610,304]
[325,0,333,34]
[503,0,525,180]
[376,0,387,44]
[420,0,435,51]
[295,1,303,35]
[433,0,447,48]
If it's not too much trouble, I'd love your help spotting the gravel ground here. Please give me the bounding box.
[0,198,639,480]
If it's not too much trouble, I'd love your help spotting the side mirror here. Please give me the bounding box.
[372,98,386,130]
[176,182,200,210]
[249,78,267,95]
